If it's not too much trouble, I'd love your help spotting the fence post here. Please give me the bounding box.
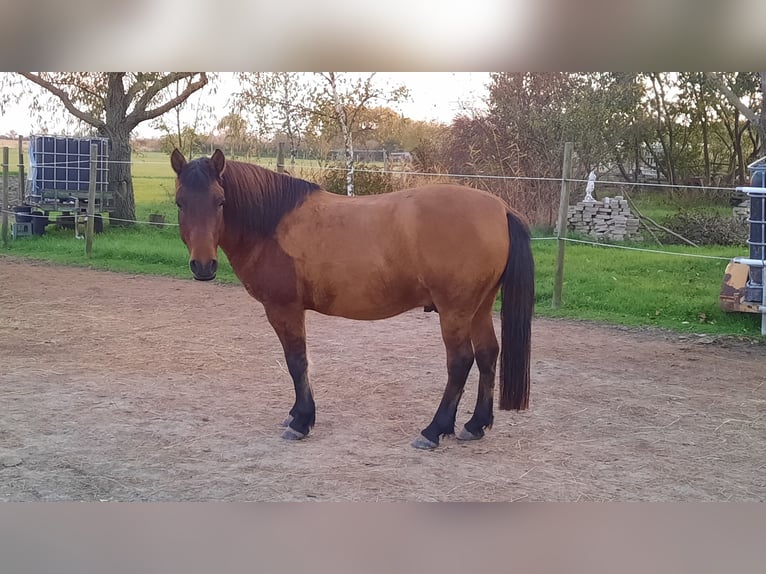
[18,135,25,203]
[2,147,8,248]
[552,141,574,309]
[85,143,97,256]
[276,142,285,173]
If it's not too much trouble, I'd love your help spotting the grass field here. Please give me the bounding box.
[531,236,757,335]
[131,151,338,210]
[3,149,763,338]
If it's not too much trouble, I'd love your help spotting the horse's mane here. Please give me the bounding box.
[219,160,321,237]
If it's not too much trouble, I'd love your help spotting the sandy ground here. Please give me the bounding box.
[1,256,764,501]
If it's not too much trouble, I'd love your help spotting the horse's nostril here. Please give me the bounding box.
[210,260,218,274]
[190,260,200,275]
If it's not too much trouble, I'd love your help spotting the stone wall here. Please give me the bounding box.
[558,196,642,241]
[3,179,22,206]
[733,200,750,222]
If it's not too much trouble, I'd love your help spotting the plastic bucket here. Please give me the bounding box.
[30,211,49,236]
[14,205,32,223]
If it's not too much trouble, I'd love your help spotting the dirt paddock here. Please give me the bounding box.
[1,257,764,501]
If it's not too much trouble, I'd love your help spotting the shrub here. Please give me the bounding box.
[661,209,748,246]
[318,163,395,196]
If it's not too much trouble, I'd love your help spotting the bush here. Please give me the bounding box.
[319,163,395,196]
[661,209,748,246]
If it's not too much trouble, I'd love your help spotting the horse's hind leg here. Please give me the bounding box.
[412,313,474,449]
[458,293,499,441]
[264,304,315,440]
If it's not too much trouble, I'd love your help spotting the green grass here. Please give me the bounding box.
[130,151,339,207]
[2,153,763,339]
[4,221,761,338]
[530,233,759,336]
[630,190,734,222]
[3,222,238,283]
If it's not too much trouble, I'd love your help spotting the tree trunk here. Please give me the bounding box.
[343,129,354,196]
[324,72,355,196]
[101,74,136,225]
[707,71,765,158]
[701,111,711,186]
[734,111,746,185]
[100,126,135,225]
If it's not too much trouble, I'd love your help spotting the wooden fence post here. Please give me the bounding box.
[85,143,97,256]
[2,147,8,248]
[276,142,285,173]
[552,141,574,309]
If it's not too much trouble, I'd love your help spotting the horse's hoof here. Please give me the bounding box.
[411,435,438,450]
[457,427,483,441]
[281,415,294,427]
[281,427,306,440]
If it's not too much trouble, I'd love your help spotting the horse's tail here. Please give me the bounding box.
[499,211,534,411]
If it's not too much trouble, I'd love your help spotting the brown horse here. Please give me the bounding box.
[171,149,534,449]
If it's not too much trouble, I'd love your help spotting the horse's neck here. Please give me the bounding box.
[219,230,261,270]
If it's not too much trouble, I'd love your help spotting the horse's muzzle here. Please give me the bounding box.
[190,259,218,281]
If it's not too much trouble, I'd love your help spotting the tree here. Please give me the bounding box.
[3,73,210,223]
[706,72,765,159]
[634,72,762,187]
[352,106,444,153]
[157,127,206,157]
[154,79,215,162]
[235,73,314,167]
[314,73,408,195]
[440,73,648,224]
[216,112,252,158]
[642,72,695,186]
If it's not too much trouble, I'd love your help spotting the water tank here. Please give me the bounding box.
[26,135,110,209]
[745,157,766,303]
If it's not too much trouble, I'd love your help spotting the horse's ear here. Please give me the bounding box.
[170,149,187,175]
[211,149,226,178]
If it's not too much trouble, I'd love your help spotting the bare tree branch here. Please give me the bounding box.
[18,72,105,129]
[125,72,152,105]
[133,72,196,113]
[127,73,208,128]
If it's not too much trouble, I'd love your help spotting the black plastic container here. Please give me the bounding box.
[745,161,765,302]
[30,211,49,236]
[14,205,32,223]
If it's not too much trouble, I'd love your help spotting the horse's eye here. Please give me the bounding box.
[218,199,225,207]
[176,201,183,210]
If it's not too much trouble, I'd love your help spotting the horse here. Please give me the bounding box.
[170,149,534,449]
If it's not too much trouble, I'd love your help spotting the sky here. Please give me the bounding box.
[0,72,491,139]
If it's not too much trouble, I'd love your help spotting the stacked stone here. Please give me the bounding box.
[559,195,642,241]
[733,200,750,222]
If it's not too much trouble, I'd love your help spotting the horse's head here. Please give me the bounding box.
[171,148,227,281]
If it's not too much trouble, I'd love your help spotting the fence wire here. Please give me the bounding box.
[1,207,742,262]
[545,236,735,261]
[15,157,743,193]
[1,153,753,259]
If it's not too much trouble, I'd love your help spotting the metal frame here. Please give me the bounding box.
[734,163,766,334]
[25,135,112,214]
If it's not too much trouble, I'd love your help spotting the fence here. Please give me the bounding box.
[2,143,762,334]
[1,143,102,255]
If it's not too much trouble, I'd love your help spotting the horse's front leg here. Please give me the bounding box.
[264,303,315,440]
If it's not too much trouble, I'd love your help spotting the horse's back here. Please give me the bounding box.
[279,184,511,318]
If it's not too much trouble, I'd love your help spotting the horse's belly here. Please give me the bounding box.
[322,299,426,321]
[306,272,431,320]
